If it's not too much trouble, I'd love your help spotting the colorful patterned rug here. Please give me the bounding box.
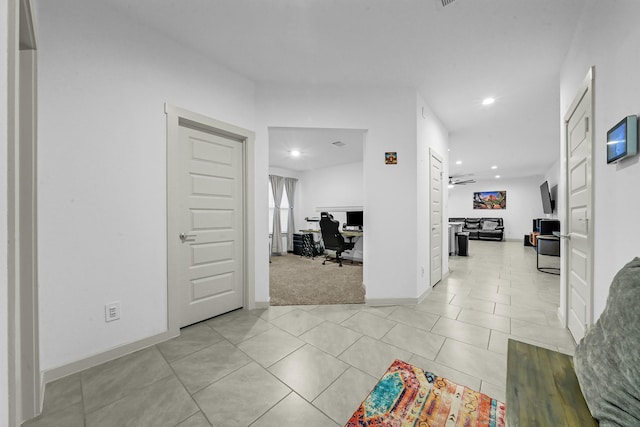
[346,360,506,427]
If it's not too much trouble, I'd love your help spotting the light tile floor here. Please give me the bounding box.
[26,240,575,427]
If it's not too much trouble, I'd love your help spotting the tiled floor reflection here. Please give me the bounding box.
[26,240,575,426]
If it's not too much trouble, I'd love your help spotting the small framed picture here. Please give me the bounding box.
[385,152,397,165]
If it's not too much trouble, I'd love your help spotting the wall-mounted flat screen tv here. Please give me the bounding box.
[607,115,638,164]
[540,181,554,214]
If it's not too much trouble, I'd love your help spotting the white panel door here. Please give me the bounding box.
[178,124,244,327]
[429,150,443,287]
[566,82,593,343]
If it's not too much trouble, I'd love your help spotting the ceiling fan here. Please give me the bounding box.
[448,175,476,186]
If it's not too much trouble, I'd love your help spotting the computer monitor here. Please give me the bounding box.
[346,211,363,227]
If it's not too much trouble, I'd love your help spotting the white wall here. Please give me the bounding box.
[266,164,357,235]
[256,84,420,303]
[298,162,364,227]
[417,95,450,294]
[35,0,256,371]
[1,0,11,424]
[447,176,546,241]
[560,0,640,320]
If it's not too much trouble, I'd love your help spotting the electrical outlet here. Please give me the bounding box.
[105,302,121,322]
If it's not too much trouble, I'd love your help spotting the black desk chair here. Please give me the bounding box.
[319,212,354,267]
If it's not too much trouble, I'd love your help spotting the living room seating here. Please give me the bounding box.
[449,217,504,241]
[507,257,640,426]
[319,212,355,267]
[573,257,640,425]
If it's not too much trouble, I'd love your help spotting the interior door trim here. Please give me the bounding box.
[165,104,256,336]
[429,148,444,288]
[9,0,42,423]
[561,67,595,331]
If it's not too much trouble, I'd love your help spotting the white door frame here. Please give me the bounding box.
[165,104,256,336]
[8,0,41,424]
[429,148,444,287]
[560,67,595,330]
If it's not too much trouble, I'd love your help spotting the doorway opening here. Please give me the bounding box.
[268,127,367,306]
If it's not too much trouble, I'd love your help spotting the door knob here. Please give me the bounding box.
[179,232,196,242]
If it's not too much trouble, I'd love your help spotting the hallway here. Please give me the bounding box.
[26,240,574,426]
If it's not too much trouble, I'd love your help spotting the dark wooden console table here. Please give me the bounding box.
[506,339,596,426]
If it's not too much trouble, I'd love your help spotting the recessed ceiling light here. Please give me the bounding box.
[455,160,462,165]
[291,150,301,157]
[491,165,498,169]
[482,97,495,106]
[495,175,501,178]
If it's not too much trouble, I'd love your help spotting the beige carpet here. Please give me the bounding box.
[269,253,365,305]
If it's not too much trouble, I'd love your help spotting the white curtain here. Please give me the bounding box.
[270,175,285,254]
[284,177,298,252]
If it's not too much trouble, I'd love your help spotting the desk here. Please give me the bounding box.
[340,230,363,238]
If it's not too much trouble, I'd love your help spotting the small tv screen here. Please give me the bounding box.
[540,181,553,214]
[607,115,637,164]
[346,211,363,227]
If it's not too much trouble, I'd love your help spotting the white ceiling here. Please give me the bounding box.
[269,127,365,172]
[105,0,586,177]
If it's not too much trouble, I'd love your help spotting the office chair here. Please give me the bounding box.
[319,212,354,267]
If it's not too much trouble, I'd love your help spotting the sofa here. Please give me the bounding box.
[449,217,504,241]
[574,257,640,425]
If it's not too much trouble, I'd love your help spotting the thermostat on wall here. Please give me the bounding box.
[607,115,638,164]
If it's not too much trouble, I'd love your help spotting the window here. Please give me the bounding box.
[268,182,289,234]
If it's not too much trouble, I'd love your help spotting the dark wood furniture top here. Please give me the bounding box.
[506,339,597,427]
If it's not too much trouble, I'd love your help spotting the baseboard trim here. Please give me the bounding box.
[42,329,177,387]
[557,306,567,327]
[366,297,421,306]
[254,300,270,309]
[367,279,442,307]
[416,286,431,304]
